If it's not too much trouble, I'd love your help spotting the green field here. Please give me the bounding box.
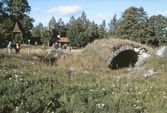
[0,42,167,113]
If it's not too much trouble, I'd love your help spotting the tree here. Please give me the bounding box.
[85,21,98,43]
[98,20,107,39]
[48,17,56,30]
[148,15,167,46]
[108,14,117,37]
[31,23,44,37]
[114,6,152,44]
[0,0,34,46]
[41,29,52,47]
[67,12,98,48]
[57,18,66,37]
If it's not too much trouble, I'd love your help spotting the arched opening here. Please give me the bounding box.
[109,50,138,70]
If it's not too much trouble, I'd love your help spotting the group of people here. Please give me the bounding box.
[6,41,72,54]
[53,42,72,53]
[6,41,20,54]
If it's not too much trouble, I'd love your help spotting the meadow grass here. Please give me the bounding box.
[0,40,167,113]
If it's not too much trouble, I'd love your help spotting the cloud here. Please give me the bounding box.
[96,13,111,20]
[32,8,40,12]
[46,5,83,16]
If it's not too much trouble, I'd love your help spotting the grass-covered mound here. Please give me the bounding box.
[58,38,154,72]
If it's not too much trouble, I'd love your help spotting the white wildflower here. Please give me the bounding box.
[9,78,12,80]
[138,92,141,94]
[90,89,94,91]
[16,107,18,111]
[101,103,105,107]
[102,88,105,90]
[136,100,139,103]
[163,96,167,99]
[135,106,141,109]
[96,103,105,109]
[111,84,115,87]
[112,92,115,94]
[15,75,18,78]
[127,92,129,94]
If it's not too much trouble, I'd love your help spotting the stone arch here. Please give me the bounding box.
[107,45,138,69]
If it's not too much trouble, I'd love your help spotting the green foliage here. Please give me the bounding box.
[1,51,167,112]
[114,6,152,44]
[66,12,100,48]
[0,0,34,46]
[108,14,117,37]
[148,15,167,46]
[31,23,44,38]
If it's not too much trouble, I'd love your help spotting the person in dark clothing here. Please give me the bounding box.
[15,42,20,54]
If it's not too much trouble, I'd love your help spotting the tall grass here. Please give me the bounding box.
[0,40,167,113]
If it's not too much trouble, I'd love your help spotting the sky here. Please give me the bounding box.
[28,0,167,27]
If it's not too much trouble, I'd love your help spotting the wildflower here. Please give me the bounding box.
[163,96,167,99]
[9,78,12,80]
[15,75,18,78]
[96,103,105,109]
[150,86,153,89]
[138,92,141,94]
[112,92,115,94]
[16,107,18,111]
[127,92,129,94]
[147,93,149,95]
[102,88,105,90]
[136,100,139,103]
[133,104,136,107]
[145,89,147,91]
[90,89,94,91]
[135,106,141,109]
[111,84,115,87]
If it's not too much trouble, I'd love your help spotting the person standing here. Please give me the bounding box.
[53,42,58,50]
[7,41,12,54]
[15,42,20,54]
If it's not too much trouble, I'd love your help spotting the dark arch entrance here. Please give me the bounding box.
[109,50,138,69]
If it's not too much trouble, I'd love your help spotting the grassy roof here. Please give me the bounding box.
[59,38,154,71]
